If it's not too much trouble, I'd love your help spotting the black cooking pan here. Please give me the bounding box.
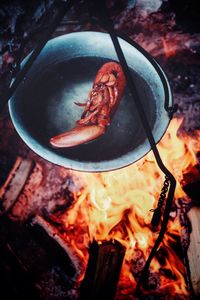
[9,31,173,172]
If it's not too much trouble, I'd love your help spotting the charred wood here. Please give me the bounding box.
[0,152,15,187]
[181,164,200,204]
[79,239,125,300]
[184,181,200,204]
[30,215,82,278]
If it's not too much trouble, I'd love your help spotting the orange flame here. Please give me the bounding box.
[162,37,177,58]
[59,117,199,297]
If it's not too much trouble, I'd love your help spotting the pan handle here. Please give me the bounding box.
[89,0,177,295]
[0,0,74,114]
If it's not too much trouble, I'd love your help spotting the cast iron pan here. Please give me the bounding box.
[9,31,173,172]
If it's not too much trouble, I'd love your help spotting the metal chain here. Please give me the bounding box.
[150,176,170,228]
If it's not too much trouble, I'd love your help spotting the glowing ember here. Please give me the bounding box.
[59,117,199,298]
[162,37,177,58]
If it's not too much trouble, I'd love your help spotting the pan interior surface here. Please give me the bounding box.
[9,32,172,172]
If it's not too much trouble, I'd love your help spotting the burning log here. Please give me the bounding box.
[187,206,200,296]
[79,239,125,300]
[0,156,35,213]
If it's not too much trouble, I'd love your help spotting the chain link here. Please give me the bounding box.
[157,176,170,208]
[150,176,170,227]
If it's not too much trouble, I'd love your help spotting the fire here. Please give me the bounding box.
[162,37,177,58]
[59,117,199,297]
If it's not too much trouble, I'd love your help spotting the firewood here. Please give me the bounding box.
[176,199,195,296]
[10,162,43,221]
[181,164,200,203]
[187,206,200,296]
[0,157,34,213]
[0,216,78,299]
[31,215,82,279]
[79,239,126,300]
